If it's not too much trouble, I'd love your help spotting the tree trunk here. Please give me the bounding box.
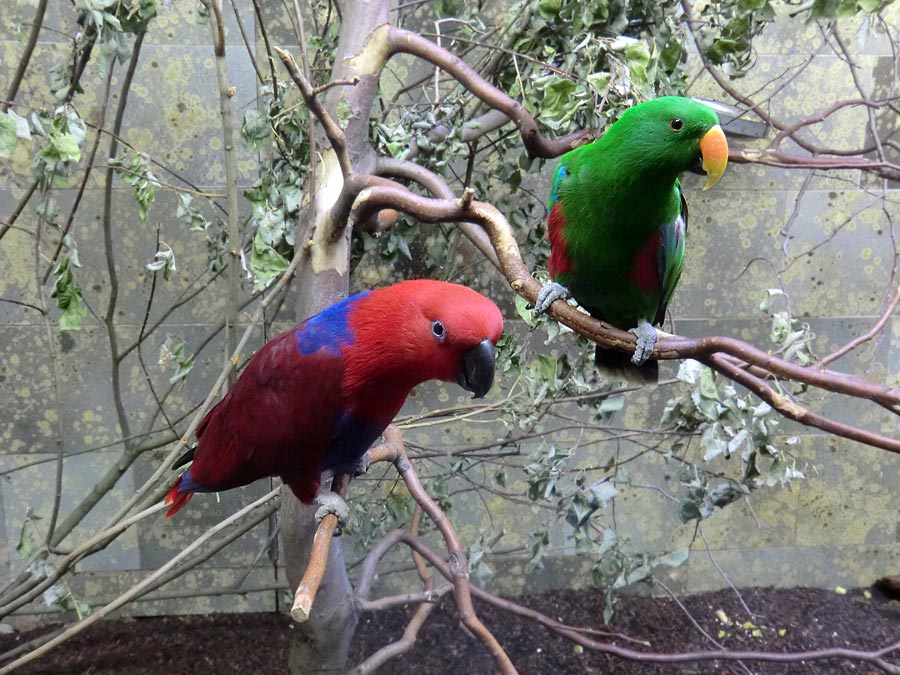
[284,1,390,672]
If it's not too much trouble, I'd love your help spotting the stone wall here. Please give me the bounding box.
[0,1,897,619]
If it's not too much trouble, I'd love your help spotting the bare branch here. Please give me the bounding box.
[0,490,279,675]
[347,179,900,454]
[375,155,501,269]
[274,46,354,177]
[385,27,593,158]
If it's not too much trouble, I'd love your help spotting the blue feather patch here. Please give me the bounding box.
[549,163,568,205]
[295,291,371,356]
[178,468,212,494]
[320,410,384,474]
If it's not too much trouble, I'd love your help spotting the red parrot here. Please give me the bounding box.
[165,280,503,518]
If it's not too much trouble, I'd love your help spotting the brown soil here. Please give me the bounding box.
[2,586,899,674]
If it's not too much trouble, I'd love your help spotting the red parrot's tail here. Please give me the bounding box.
[164,476,193,518]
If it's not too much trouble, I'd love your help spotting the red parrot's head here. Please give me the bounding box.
[346,280,504,401]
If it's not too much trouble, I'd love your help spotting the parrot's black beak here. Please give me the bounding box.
[688,153,705,175]
[456,338,496,399]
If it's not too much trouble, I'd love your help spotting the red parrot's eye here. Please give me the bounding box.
[431,319,446,342]
[669,118,683,131]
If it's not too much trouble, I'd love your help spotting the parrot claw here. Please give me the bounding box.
[353,452,371,477]
[534,281,572,316]
[314,490,351,533]
[629,319,658,366]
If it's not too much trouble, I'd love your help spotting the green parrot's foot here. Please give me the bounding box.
[534,281,571,316]
[314,490,350,533]
[629,319,658,366]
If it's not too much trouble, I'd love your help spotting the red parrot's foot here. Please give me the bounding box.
[314,490,350,532]
[534,281,572,316]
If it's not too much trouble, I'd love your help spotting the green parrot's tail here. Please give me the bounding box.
[594,345,659,385]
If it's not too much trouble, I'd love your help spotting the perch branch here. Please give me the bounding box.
[289,474,349,622]
[204,0,243,387]
[0,0,48,114]
[375,155,501,270]
[350,505,446,675]
[346,180,900,454]
[814,283,900,369]
[289,428,404,622]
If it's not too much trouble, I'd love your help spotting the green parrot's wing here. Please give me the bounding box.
[656,182,687,325]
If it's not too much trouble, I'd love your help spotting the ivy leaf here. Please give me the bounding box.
[701,423,728,461]
[514,294,537,327]
[146,244,176,281]
[50,129,81,163]
[16,516,39,558]
[624,40,653,93]
[176,192,210,232]
[676,359,704,384]
[283,184,304,214]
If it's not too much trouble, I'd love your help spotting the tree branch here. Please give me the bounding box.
[346,181,900,454]
[274,46,354,177]
[385,27,593,158]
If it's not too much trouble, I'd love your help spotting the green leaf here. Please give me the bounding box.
[0,114,16,158]
[679,500,702,523]
[8,110,31,141]
[655,547,689,568]
[514,294,537,327]
[249,232,289,291]
[537,0,562,19]
[50,130,81,163]
[624,40,652,91]
[283,184,304,213]
[334,99,354,127]
[241,109,271,148]
[676,359,704,384]
[589,480,618,508]
[596,394,625,415]
[699,367,719,400]
[146,245,176,281]
[700,423,728,461]
[51,257,87,331]
[16,518,36,558]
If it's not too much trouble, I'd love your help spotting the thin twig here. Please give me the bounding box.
[0,490,279,674]
[1,0,48,114]
[274,46,353,176]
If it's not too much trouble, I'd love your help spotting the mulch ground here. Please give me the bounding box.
[1,586,899,674]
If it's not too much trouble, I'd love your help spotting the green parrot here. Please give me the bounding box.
[534,96,729,382]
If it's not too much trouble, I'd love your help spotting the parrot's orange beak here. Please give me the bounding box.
[699,124,728,190]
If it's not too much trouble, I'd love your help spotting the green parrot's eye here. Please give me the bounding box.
[669,118,683,131]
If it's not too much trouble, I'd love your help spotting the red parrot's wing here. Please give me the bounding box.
[188,329,346,502]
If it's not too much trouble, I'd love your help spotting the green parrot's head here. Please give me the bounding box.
[613,96,728,190]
